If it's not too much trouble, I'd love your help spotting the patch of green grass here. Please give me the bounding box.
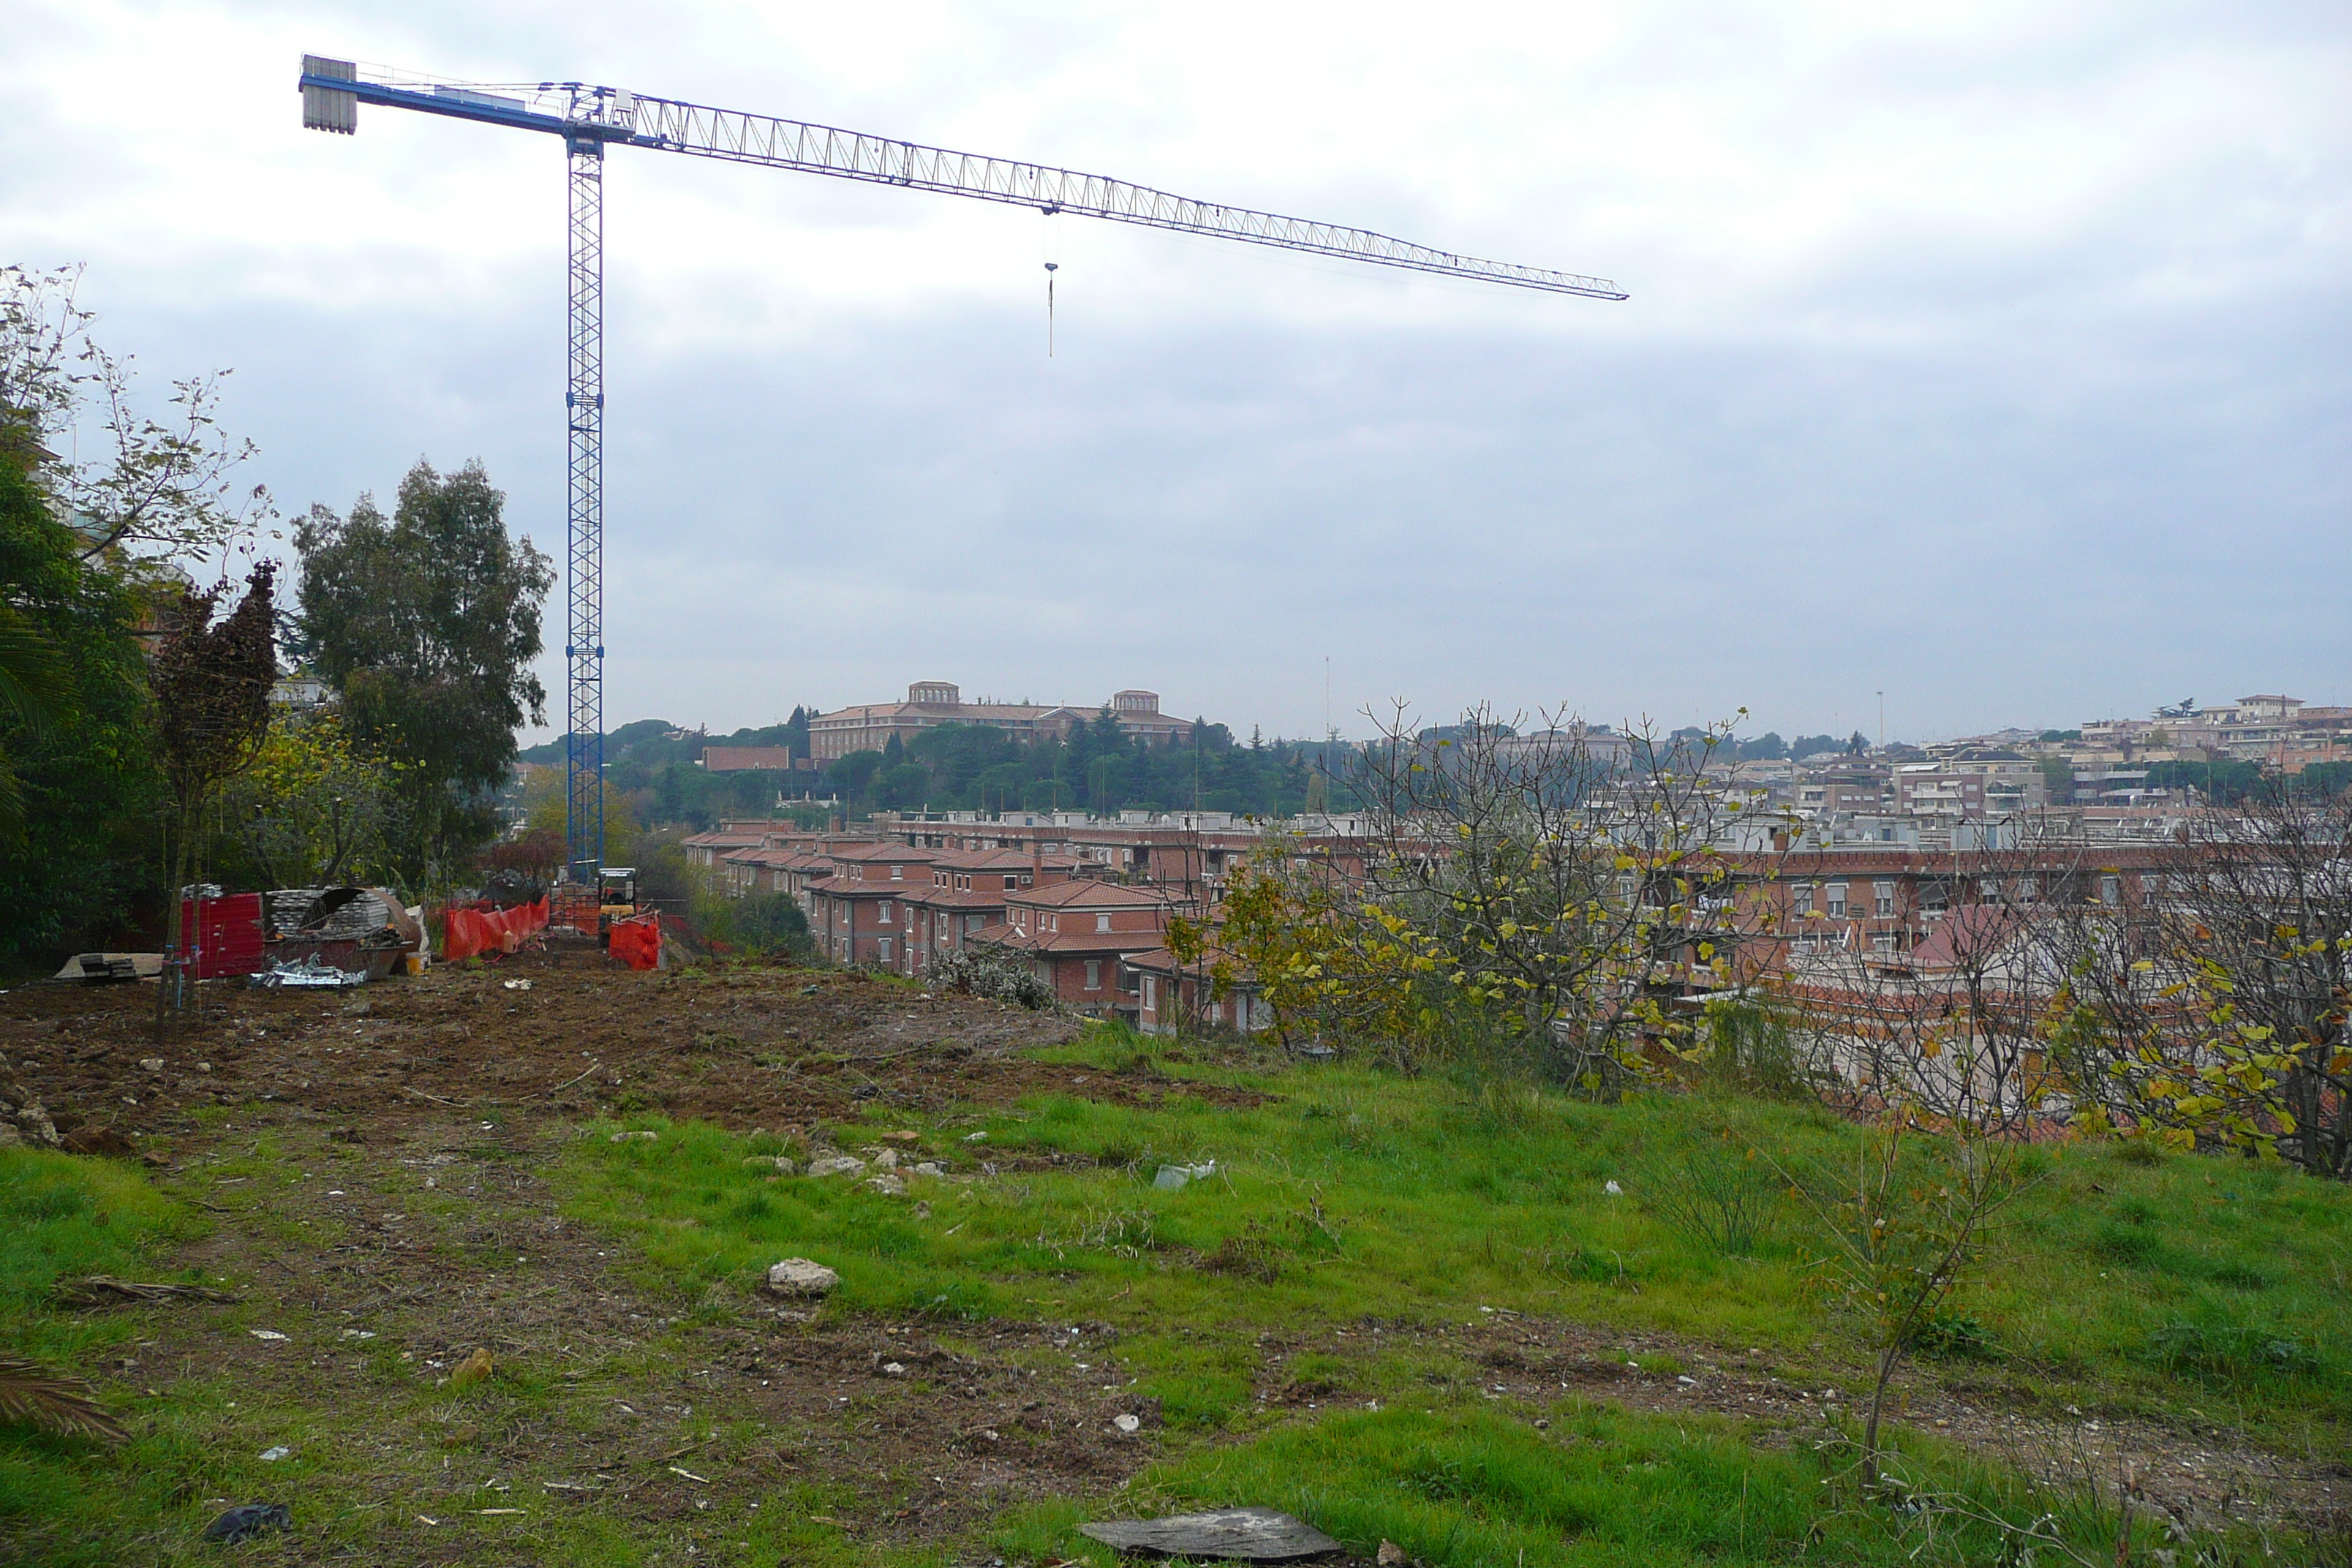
[0,1150,203,1563]
[556,1027,2352,1453]
[0,1149,195,1363]
[988,1402,2193,1568]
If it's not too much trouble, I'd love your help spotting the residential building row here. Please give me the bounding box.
[682,798,2210,1041]
[682,817,1273,1033]
[2076,693,2352,774]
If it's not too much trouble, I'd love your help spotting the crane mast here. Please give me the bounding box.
[298,57,1626,888]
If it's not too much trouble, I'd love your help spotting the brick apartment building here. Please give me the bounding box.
[1726,843,2185,972]
[975,880,1194,1017]
[1126,941,1273,1037]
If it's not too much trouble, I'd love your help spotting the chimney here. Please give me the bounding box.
[1031,836,1043,884]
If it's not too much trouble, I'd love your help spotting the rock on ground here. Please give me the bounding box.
[764,1258,840,1297]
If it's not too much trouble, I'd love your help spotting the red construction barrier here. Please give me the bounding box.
[444,897,549,961]
[179,893,266,979]
[607,914,661,971]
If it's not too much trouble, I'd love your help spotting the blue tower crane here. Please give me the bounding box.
[298,56,1626,889]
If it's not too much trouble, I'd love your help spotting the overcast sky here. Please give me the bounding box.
[7,1,2346,744]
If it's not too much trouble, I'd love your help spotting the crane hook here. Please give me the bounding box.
[1042,208,1063,357]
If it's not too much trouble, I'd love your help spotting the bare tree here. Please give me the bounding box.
[1774,1117,2032,1487]
[1780,823,2087,1137]
[1341,704,1778,1089]
[0,264,272,563]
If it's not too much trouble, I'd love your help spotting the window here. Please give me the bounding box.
[2100,875,2121,905]
[1003,875,1017,891]
[1826,883,1848,918]
[967,914,984,935]
[1096,913,1111,933]
[1142,976,1157,1009]
[891,864,903,881]
[878,938,892,963]
[1874,881,1895,917]
[1085,960,1101,990]
[880,902,893,924]
[1790,883,1812,916]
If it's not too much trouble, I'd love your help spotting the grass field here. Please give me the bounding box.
[565,1026,2351,1444]
[1,1000,2345,1566]
[549,1022,2351,1563]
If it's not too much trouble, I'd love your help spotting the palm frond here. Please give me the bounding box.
[0,1356,129,1444]
[0,600,74,732]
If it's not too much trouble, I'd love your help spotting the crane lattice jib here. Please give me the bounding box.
[298,58,1624,892]
[299,68,1629,299]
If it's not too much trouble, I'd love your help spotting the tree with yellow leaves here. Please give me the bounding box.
[224,705,409,889]
[2043,790,2352,1177]
[1223,705,1784,1090]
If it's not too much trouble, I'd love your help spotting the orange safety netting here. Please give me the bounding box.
[606,914,661,971]
[444,897,549,961]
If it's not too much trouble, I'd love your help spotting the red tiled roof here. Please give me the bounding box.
[927,848,1081,872]
[827,843,942,864]
[685,831,768,850]
[1907,905,2029,970]
[981,928,1168,955]
[897,887,1011,909]
[701,746,797,772]
[1009,881,1180,909]
[1124,941,1254,981]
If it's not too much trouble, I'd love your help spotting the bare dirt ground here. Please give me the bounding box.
[1,946,2345,1560]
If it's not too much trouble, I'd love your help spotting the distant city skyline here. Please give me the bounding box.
[565,678,2348,753]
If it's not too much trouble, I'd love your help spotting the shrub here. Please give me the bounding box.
[1646,1137,1779,1256]
[935,944,1060,1010]
[1699,998,1823,1100]
[730,892,813,958]
[1914,1312,2000,1362]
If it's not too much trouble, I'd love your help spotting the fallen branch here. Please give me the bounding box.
[54,1276,242,1308]
[530,1059,603,1098]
